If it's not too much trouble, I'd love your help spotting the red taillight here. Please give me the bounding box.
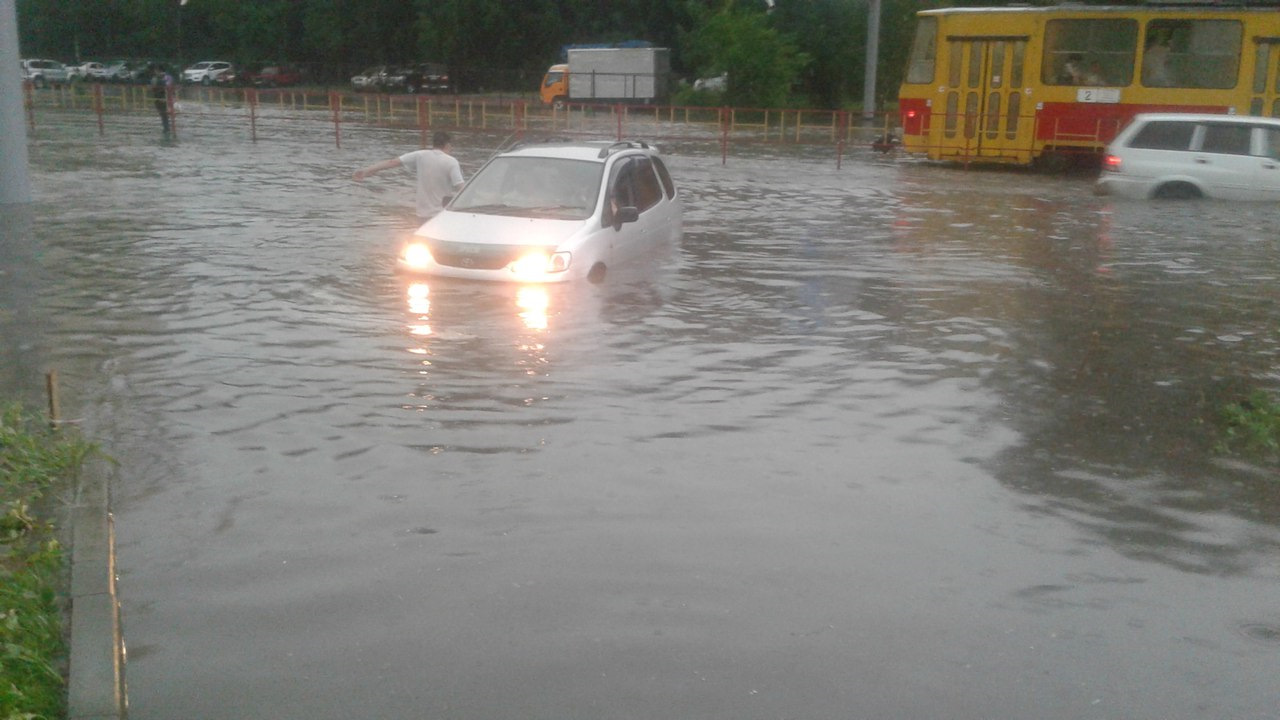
[905,109,917,119]
[1103,154,1122,172]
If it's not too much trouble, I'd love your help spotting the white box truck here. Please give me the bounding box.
[539,47,670,105]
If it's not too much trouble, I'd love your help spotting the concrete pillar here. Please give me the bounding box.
[1,0,32,205]
[862,0,881,123]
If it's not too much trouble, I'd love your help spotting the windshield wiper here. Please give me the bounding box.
[524,205,589,217]
[453,203,525,215]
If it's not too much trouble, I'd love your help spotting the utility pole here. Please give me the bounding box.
[862,0,881,123]
[1,0,31,205]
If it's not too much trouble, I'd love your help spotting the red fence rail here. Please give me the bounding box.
[21,82,902,166]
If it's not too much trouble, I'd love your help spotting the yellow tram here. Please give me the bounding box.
[897,2,1280,167]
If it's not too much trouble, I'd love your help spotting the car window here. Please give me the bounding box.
[452,156,602,219]
[1199,123,1252,155]
[632,158,664,211]
[652,156,676,198]
[1261,127,1280,159]
[1128,120,1195,150]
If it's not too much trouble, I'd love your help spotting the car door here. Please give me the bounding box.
[604,156,667,263]
[1193,123,1258,200]
[1255,125,1280,201]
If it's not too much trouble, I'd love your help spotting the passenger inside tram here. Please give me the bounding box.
[1142,31,1174,86]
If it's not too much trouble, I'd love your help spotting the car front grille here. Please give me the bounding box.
[427,241,527,270]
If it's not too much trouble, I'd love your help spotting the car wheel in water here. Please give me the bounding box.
[202,76,211,86]
[587,263,607,284]
[1154,182,1201,200]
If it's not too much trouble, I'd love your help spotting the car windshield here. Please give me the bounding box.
[451,156,604,220]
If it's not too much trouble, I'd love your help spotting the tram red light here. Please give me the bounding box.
[905,109,918,119]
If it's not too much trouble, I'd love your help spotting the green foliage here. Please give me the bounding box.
[16,0,929,108]
[1,404,94,720]
[1217,390,1280,460]
[683,2,810,108]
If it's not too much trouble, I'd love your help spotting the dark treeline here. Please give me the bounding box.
[16,0,1120,108]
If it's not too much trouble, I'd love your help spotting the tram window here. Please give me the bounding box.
[986,93,1001,139]
[1010,41,1026,88]
[949,42,963,88]
[1043,19,1136,86]
[1144,20,1240,89]
[1129,120,1195,151]
[991,42,1005,89]
[1251,44,1268,95]
[964,92,979,139]
[906,17,937,84]
[945,91,959,137]
[1199,124,1252,156]
[1006,92,1021,140]
[967,44,983,88]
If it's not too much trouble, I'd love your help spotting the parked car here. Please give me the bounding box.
[182,60,233,85]
[211,64,246,87]
[67,61,110,82]
[21,58,69,88]
[351,66,387,92]
[693,72,727,92]
[400,140,683,283]
[103,60,138,83]
[249,65,303,88]
[380,63,450,94]
[1096,113,1280,201]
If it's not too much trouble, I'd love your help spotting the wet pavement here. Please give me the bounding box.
[4,108,1280,719]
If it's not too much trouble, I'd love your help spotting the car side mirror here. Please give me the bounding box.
[613,205,639,230]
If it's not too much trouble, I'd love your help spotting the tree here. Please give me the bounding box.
[683,1,810,108]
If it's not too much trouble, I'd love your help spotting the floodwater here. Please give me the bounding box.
[4,108,1280,719]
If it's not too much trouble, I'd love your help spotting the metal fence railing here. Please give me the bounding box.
[22,81,902,168]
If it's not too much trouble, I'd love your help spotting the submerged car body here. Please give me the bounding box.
[1096,113,1280,201]
[400,140,682,283]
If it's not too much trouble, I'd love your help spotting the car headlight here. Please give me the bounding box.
[509,250,571,278]
[403,242,433,270]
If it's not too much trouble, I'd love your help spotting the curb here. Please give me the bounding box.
[67,454,127,720]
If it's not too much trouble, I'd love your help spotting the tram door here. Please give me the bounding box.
[1249,38,1280,117]
[943,37,1029,162]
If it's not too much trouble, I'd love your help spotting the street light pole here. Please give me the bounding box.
[1,0,31,205]
[862,0,881,123]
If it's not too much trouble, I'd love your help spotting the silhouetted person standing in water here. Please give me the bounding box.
[150,65,173,136]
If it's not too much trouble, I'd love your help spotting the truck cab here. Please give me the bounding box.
[540,64,568,105]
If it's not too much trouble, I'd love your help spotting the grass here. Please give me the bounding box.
[1217,389,1280,463]
[1,403,94,720]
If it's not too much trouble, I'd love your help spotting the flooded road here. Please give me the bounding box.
[5,110,1279,719]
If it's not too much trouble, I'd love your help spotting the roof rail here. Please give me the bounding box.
[597,140,651,158]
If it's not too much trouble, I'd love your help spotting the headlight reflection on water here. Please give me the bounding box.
[516,286,550,331]
[406,282,432,336]
[404,281,551,336]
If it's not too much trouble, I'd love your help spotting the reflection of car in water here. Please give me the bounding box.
[400,140,682,283]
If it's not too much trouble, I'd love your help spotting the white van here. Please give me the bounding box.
[1096,113,1280,201]
[20,58,69,88]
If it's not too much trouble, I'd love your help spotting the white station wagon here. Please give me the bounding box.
[400,140,682,283]
[1096,113,1280,201]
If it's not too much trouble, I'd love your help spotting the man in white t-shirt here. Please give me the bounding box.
[353,131,464,220]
